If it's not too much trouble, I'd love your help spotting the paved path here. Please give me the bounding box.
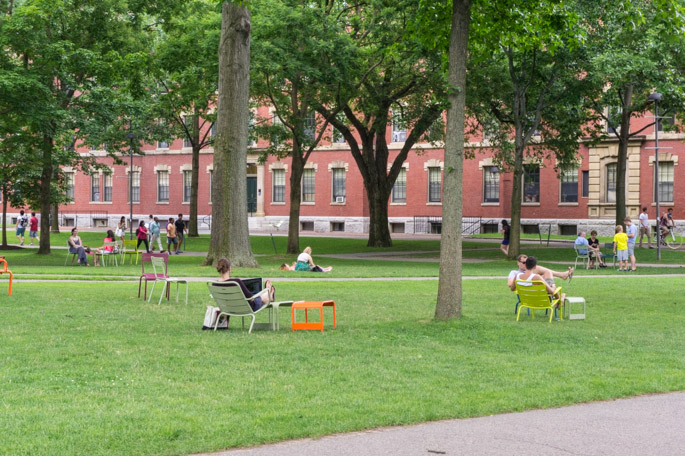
[195,392,685,456]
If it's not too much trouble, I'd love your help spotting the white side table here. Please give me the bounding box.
[564,297,586,320]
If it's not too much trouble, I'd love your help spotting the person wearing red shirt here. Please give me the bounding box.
[28,212,39,246]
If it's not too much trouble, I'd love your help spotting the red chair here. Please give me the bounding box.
[138,253,169,300]
[0,256,13,296]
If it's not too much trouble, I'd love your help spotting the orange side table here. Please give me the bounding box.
[0,256,13,296]
[291,300,336,332]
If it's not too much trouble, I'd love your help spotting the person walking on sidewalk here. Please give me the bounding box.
[149,216,164,253]
[15,210,28,246]
[28,212,39,246]
[174,213,185,254]
[638,207,653,248]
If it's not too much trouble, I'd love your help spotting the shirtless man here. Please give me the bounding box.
[507,253,573,292]
[515,256,566,310]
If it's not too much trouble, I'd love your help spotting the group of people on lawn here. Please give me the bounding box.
[67,214,187,266]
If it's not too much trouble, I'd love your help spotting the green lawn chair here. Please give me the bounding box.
[206,281,272,333]
[515,279,563,323]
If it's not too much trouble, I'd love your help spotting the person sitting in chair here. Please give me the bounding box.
[507,254,573,291]
[516,256,565,309]
[215,258,275,311]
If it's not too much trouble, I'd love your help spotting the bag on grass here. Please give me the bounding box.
[202,305,228,330]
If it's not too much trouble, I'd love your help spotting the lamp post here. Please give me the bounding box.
[126,133,137,241]
[647,92,662,260]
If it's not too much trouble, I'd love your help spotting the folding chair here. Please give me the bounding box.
[148,255,188,305]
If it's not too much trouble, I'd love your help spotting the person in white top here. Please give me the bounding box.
[294,246,332,272]
[638,206,652,248]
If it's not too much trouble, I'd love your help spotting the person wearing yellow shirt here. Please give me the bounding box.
[613,225,629,272]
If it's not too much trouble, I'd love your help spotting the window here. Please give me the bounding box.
[90,174,100,202]
[428,167,442,203]
[272,112,283,146]
[157,171,169,202]
[103,174,112,202]
[272,169,285,203]
[655,161,674,202]
[302,168,315,203]
[158,140,169,149]
[65,172,75,200]
[560,167,578,203]
[208,170,213,203]
[248,113,256,147]
[332,127,346,143]
[183,170,192,203]
[607,106,622,134]
[331,222,345,232]
[332,168,346,202]
[605,163,617,203]
[392,169,407,203]
[483,166,499,203]
[582,170,589,198]
[658,115,676,132]
[183,115,193,148]
[303,112,315,142]
[392,112,407,142]
[523,164,540,203]
[130,171,140,203]
[210,122,217,138]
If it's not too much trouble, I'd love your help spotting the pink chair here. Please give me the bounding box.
[138,253,170,300]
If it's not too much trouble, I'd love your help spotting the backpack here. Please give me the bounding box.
[202,306,228,330]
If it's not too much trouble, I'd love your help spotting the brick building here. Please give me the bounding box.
[3,109,682,237]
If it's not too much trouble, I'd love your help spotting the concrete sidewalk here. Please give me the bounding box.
[197,392,685,456]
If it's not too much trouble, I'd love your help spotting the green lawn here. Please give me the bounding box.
[1,278,684,455]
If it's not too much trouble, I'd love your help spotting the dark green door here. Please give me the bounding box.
[247,176,257,214]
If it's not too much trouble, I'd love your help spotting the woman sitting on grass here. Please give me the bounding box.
[294,246,333,272]
[216,258,275,311]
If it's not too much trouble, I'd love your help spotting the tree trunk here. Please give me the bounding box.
[189,114,200,237]
[615,85,633,227]
[50,204,60,233]
[38,135,53,255]
[205,1,257,267]
[366,179,392,248]
[287,152,304,254]
[435,0,471,320]
[508,148,524,260]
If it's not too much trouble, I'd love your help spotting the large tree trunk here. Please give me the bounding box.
[508,148,524,260]
[366,181,392,247]
[38,135,53,255]
[205,1,257,267]
[50,204,59,233]
[189,114,200,237]
[615,85,633,227]
[287,152,304,255]
[435,0,470,320]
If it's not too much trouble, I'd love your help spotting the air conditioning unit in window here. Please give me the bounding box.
[336,196,345,203]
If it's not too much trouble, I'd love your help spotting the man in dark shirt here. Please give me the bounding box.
[174,213,185,254]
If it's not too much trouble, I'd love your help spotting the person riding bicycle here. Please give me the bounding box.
[659,211,671,240]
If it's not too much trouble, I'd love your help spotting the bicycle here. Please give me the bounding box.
[660,226,683,250]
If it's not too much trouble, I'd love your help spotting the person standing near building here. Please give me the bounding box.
[16,210,28,246]
[136,220,150,253]
[149,216,164,253]
[625,217,638,271]
[638,207,652,248]
[174,213,185,254]
[28,212,39,246]
[613,225,629,272]
[166,217,178,254]
[500,219,510,256]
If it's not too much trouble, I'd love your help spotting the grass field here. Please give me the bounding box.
[1,278,684,455]
[1,235,684,455]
